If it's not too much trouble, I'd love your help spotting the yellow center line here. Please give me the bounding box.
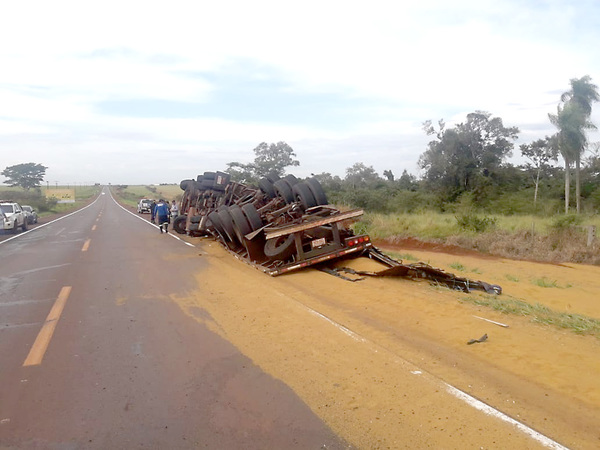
[81,239,91,252]
[23,286,72,367]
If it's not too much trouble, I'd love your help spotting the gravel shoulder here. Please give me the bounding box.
[169,235,600,449]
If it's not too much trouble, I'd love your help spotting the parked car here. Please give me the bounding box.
[0,201,27,232]
[137,199,154,214]
[22,205,38,224]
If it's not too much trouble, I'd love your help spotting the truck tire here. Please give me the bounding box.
[283,174,299,186]
[189,215,202,223]
[266,172,280,183]
[180,179,194,191]
[229,205,251,243]
[264,235,296,261]
[242,204,263,231]
[173,215,187,234]
[305,177,328,205]
[207,211,227,241]
[293,182,317,209]
[273,179,294,203]
[217,208,238,244]
[258,178,276,199]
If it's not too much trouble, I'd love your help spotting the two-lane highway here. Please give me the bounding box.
[0,188,347,449]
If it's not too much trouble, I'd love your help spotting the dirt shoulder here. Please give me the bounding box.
[168,235,600,449]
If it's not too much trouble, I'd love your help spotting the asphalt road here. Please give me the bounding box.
[0,189,347,449]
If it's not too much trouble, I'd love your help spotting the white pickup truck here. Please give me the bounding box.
[0,201,28,232]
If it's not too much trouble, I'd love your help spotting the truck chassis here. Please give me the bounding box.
[175,171,501,295]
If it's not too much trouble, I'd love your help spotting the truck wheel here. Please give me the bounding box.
[305,178,328,205]
[242,204,263,231]
[293,182,317,209]
[208,211,224,233]
[264,235,296,261]
[189,215,202,223]
[273,179,294,203]
[283,174,299,186]
[180,179,194,191]
[266,172,280,183]
[229,205,252,243]
[258,178,276,199]
[217,208,238,244]
[173,215,187,234]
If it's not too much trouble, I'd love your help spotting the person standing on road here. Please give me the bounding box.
[170,200,179,221]
[150,199,157,223]
[154,199,170,233]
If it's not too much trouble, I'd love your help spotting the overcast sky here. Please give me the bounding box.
[1,0,600,186]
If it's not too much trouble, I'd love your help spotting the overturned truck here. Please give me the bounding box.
[173,171,501,295]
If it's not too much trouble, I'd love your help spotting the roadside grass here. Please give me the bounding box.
[449,262,466,272]
[459,294,600,338]
[505,274,520,282]
[532,277,559,288]
[357,211,600,265]
[531,277,572,289]
[361,211,600,240]
[384,251,419,262]
[113,185,181,208]
[1,185,100,217]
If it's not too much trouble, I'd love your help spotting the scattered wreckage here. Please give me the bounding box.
[173,171,501,295]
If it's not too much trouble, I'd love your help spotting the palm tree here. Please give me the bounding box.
[549,104,582,212]
[549,76,599,213]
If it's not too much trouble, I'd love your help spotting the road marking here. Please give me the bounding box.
[92,225,97,231]
[23,286,72,367]
[297,300,567,449]
[108,192,197,248]
[81,239,91,251]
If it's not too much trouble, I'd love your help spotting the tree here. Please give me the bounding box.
[520,136,558,208]
[344,162,382,189]
[1,163,47,190]
[311,172,342,191]
[549,75,599,213]
[397,169,418,191]
[383,170,394,181]
[419,111,519,201]
[226,141,299,183]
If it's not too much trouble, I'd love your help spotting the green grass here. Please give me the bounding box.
[532,277,559,288]
[505,274,520,282]
[459,294,600,338]
[385,251,419,262]
[449,262,466,272]
[112,184,182,208]
[356,211,600,241]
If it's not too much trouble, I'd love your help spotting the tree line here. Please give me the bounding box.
[228,76,600,216]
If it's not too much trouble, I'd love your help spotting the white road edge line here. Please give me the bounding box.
[107,189,196,248]
[302,303,568,450]
[445,384,568,450]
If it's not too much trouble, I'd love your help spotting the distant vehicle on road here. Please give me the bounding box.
[22,205,38,224]
[0,201,27,232]
[137,199,154,214]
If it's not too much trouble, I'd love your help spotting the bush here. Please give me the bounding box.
[455,213,497,233]
[550,214,583,231]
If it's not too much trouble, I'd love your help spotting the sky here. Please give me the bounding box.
[1,0,600,186]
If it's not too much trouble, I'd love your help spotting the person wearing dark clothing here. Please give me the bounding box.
[154,199,170,233]
[150,199,157,223]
